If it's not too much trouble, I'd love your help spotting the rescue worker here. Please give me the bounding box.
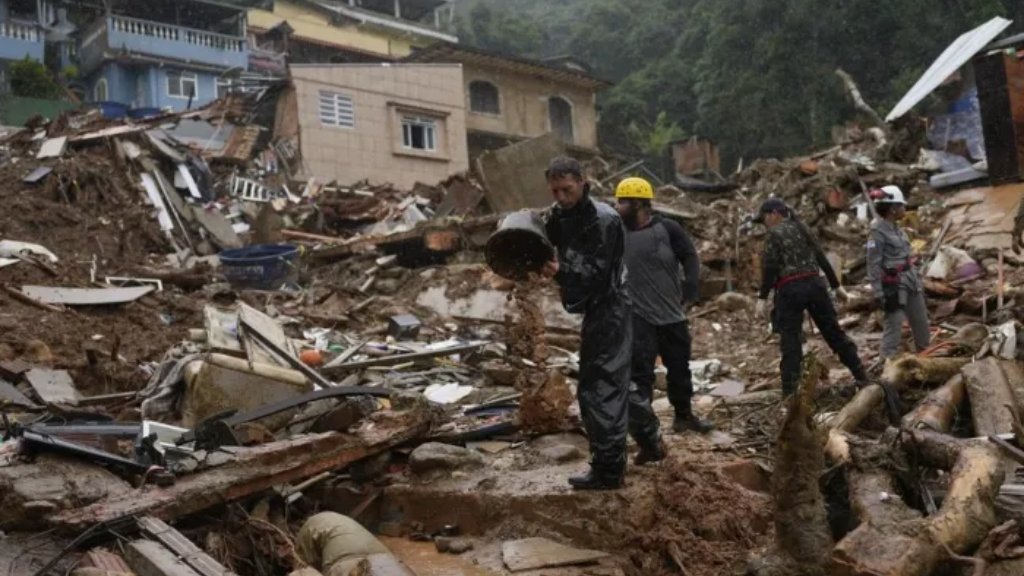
[753,198,869,396]
[867,185,931,360]
[540,156,638,490]
[615,177,713,437]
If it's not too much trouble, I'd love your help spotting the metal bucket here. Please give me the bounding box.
[485,210,554,281]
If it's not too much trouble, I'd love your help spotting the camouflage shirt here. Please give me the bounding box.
[759,218,839,298]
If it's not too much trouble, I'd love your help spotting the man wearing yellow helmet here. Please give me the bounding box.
[615,177,713,439]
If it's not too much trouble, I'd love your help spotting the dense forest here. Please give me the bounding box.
[451,0,1024,170]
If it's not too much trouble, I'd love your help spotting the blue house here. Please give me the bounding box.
[0,0,50,76]
[77,0,250,114]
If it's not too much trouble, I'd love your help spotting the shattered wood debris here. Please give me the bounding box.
[5,56,1024,576]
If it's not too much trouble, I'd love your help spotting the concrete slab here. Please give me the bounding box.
[501,538,608,572]
[24,368,81,405]
[476,132,566,213]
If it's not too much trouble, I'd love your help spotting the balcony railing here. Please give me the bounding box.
[0,21,41,43]
[79,15,248,73]
[110,16,245,53]
[0,21,44,62]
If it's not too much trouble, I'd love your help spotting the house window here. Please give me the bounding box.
[401,116,437,151]
[469,80,500,114]
[318,90,354,128]
[167,70,198,99]
[93,78,108,102]
[549,96,574,143]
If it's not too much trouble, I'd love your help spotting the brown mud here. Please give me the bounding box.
[507,277,572,434]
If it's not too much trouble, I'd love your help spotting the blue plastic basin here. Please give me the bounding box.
[218,244,300,290]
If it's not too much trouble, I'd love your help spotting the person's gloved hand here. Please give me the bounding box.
[835,287,851,302]
[755,299,768,319]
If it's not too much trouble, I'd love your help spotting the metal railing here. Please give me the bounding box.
[109,15,244,52]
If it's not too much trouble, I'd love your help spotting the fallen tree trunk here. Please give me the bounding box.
[50,404,431,532]
[832,429,1005,576]
[881,354,972,390]
[749,354,833,576]
[823,355,970,463]
[902,375,966,432]
[847,470,922,528]
[963,358,1019,437]
[824,385,885,464]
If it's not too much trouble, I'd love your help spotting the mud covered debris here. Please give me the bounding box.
[507,277,573,435]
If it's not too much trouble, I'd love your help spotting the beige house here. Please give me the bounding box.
[281,63,469,189]
[404,44,613,158]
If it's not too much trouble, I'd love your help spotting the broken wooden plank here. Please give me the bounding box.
[501,537,609,572]
[0,359,35,381]
[321,343,486,376]
[0,379,39,409]
[24,368,81,406]
[138,517,237,576]
[239,314,334,390]
[238,303,293,366]
[21,285,155,306]
[126,540,203,576]
[50,406,431,531]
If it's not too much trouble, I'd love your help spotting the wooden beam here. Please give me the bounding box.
[49,408,430,532]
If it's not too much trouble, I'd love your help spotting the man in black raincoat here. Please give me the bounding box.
[541,156,638,490]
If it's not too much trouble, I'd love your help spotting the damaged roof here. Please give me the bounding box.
[403,43,614,91]
[886,16,1013,122]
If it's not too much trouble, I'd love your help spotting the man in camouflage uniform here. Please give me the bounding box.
[754,199,869,396]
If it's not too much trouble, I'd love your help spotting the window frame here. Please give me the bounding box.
[318,90,355,129]
[548,95,575,143]
[468,79,500,115]
[400,115,437,152]
[167,70,198,100]
[93,78,108,102]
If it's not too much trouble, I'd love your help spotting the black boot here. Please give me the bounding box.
[673,410,713,434]
[634,438,667,466]
[568,465,624,490]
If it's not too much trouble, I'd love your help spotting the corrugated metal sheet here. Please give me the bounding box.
[887,17,1013,122]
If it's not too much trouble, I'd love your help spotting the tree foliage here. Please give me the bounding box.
[454,2,546,58]
[10,57,62,99]
[457,0,1013,169]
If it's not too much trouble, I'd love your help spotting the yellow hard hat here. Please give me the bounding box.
[615,177,654,200]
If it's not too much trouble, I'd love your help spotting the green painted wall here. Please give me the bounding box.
[0,96,79,127]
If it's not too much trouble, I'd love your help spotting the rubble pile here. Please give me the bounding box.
[0,96,780,576]
[2,80,1024,575]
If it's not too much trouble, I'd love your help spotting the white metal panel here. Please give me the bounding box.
[886,17,1013,122]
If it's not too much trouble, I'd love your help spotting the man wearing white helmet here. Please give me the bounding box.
[867,185,931,360]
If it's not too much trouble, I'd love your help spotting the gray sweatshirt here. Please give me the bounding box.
[623,216,700,325]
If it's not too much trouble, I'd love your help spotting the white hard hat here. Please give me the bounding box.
[876,185,906,205]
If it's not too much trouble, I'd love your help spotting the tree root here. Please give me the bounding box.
[748,353,832,576]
